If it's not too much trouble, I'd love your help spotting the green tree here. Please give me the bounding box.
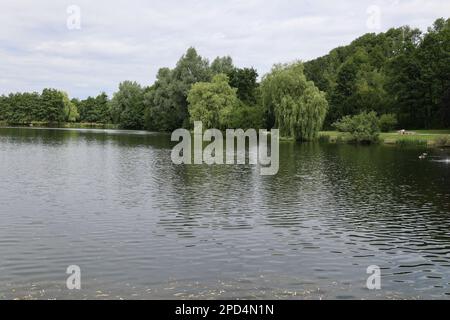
[387,19,450,129]
[40,89,71,123]
[378,113,398,132]
[211,56,234,75]
[416,18,450,128]
[143,68,176,131]
[220,101,265,130]
[77,93,111,123]
[144,48,211,131]
[2,92,41,123]
[229,67,259,105]
[353,69,390,115]
[304,25,425,128]
[329,48,372,124]
[187,74,238,129]
[62,92,79,122]
[0,95,6,121]
[440,88,450,128]
[261,62,328,141]
[110,81,145,129]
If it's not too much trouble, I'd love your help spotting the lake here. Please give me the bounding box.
[0,127,449,299]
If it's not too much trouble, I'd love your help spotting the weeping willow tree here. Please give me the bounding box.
[261,62,328,141]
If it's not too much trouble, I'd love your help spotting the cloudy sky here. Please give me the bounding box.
[0,0,448,98]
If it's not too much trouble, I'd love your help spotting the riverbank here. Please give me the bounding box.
[320,130,450,147]
[0,121,118,130]
[2,123,450,148]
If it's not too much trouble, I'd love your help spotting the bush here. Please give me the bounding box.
[333,111,380,144]
[378,114,398,132]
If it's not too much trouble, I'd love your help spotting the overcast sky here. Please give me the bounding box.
[0,0,448,98]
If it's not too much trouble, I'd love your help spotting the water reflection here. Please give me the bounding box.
[0,127,449,299]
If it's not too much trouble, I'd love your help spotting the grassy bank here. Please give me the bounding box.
[0,121,118,130]
[320,130,450,147]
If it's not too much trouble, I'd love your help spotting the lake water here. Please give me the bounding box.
[0,127,449,299]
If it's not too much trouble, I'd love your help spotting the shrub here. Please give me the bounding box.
[333,111,380,144]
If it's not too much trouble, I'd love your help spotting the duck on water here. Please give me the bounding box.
[419,153,428,160]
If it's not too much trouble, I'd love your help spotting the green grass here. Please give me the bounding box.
[415,130,450,135]
[319,130,450,147]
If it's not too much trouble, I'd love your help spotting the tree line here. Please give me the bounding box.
[1,18,448,140]
[0,47,328,141]
[304,18,450,129]
[0,89,80,124]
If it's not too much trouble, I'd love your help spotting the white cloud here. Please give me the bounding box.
[0,0,448,98]
[34,39,143,57]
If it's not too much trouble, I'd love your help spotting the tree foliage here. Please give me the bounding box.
[187,74,238,129]
[333,111,380,143]
[304,18,450,129]
[144,48,211,131]
[0,89,78,124]
[388,18,450,129]
[2,19,448,135]
[261,63,328,141]
[211,57,260,106]
[211,56,235,75]
[229,67,259,106]
[110,81,145,129]
[378,113,398,132]
[75,93,111,123]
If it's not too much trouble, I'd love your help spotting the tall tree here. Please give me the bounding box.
[144,68,175,131]
[261,62,328,141]
[77,93,111,123]
[110,81,145,129]
[229,67,259,106]
[40,89,72,123]
[388,19,449,128]
[187,74,238,129]
[304,25,426,128]
[144,48,211,131]
[211,56,234,75]
[0,95,6,121]
[62,92,79,122]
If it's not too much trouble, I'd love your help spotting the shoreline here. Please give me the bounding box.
[320,130,450,148]
[0,121,118,130]
[2,123,450,148]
